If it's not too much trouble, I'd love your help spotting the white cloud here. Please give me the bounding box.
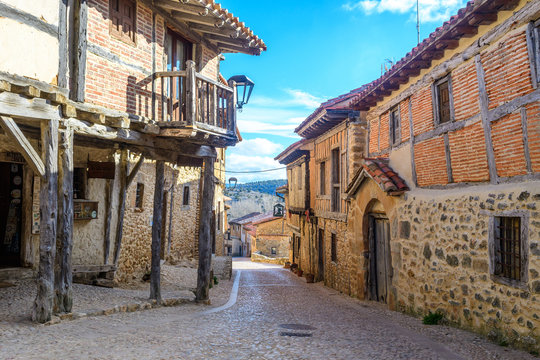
[250,89,324,109]
[226,153,286,183]
[342,0,466,22]
[232,138,284,156]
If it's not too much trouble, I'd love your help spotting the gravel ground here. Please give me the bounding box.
[0,264,204,325]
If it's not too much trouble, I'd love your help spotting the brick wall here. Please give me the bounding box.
[448,122,489,182]
[526,103,540,173]
[379,112,390,151]
[400,98,410,142]
[491,112,528,178]
[482,31,534,110]
[368,116,379,154]
[411,85,434,136]
[451,61,480,121]
[414,137,448,186]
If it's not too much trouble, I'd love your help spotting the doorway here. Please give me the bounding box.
[368,214,391,303]
[165,30,193,121]
[317,228,324,281]
[0,162,23,268]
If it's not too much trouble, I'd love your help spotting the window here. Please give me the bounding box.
[527,21,540,87]
[331,148,340,212]
[182,186,190,206]
[271,247,277,255]
[297,236,301,255]
[297,166,303,190]
[434,76,453,125]
[110,0,136,44]
[331,233,337,262]
[135,183,144,208]
[389,106,400,146]
[73,167,87,199]
[493,217,523,281]
[319,161,326,195]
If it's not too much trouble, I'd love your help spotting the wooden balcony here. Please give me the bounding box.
[154,61,238,147]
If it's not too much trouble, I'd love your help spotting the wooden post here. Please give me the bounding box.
[103,177,113,264]
[196,156,215,302]
[150,160,165,302]
[113,149,128,266]
[55,126,74,313]
[33,119,59,323]
[185,60,197,125]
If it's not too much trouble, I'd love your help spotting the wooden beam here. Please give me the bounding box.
[0,92,61,121]
[113,149,128,266]
[468,12,498,26]
[172,11,222,26]
[435,39,460,50]
[127,155,145,187]
[196,156,215,301]
[155,0,208,14]
[54,126,74,313]
[32,118,59,323]
[71,0,88,102]
[150,160,165,303]
[187,22,239,37]
[186,60,196,126]
[0,116,45,178]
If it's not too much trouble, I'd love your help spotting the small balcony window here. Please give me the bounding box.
[433,76,454,125]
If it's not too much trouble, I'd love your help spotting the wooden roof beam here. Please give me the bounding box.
[421,49,444,60]
[468,12,498,26]
[450,25,478,38]
[217,42,261,55]
[435,39,460,50]
[188,22,240,37]
[154,0,208,14]
[172,11,224,27]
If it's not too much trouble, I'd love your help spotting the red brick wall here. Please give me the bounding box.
[411,85,434,136]
[491,112,528,178]
[379,112,390,151]
[368,117,379,154]
[400,98,410,142]
[86,0,161,116]
[414,137,448,186]
[448,122,489,182]
[482,31,534,110]
[527,103,540,173]
[452,61,480,121]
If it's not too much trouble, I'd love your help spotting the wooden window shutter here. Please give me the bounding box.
[438,80,451,123]
[110,0,121,35]
[122,0,135,42]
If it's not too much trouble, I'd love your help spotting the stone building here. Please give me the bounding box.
[0,0,265,322]
[278,0,540,351]
[228,212,260,257]
[249,212,289,265]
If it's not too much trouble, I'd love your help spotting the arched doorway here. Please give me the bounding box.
[366,200,391,303]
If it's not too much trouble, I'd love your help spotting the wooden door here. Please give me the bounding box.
[165,31,192,121]
[0,162,23,267]
[368,215,391,303]
[318,229,324,281]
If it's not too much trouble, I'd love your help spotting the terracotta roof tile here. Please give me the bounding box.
[347,158,409,197]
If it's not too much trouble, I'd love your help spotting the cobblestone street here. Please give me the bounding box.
[0,258,534,359]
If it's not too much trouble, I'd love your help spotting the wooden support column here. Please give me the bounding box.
[196,156,215,302]
[186,60,197,125]
[113,149,128,266]
[227,80,237,133]
[150,160,165,302]
[33,119,59,323]
[55,126,74,313]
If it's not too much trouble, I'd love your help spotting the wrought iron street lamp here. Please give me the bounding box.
[228,75,254,110]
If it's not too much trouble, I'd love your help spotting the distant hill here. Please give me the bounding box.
[225,179,287,199]
[225,179,286,221]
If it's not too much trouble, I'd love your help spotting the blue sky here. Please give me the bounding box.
[219,0,468,183]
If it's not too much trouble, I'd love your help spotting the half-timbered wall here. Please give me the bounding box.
[0,0,60,84]
[314,125,348,217]
[286,157,308,211]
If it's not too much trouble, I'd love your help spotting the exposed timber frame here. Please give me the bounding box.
[196,156,216,301]
[150,160,165,302]
[32,119,59,323]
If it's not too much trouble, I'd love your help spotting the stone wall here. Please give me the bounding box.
[252,253,288,265]
[394,182,540,350]
[254,235,289,258]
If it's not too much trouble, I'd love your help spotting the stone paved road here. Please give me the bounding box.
[0,258,534,359]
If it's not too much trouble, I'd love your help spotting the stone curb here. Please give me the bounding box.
[43,297,195,326]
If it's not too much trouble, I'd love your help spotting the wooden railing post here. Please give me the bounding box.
[211,84,217,127]
[185,60,196,125]
[227,80,237,134]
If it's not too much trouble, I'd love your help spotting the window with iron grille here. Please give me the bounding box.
[493,216,522,281]
[433,76,453,125]
[110,0,136,44]
[182,186,190,206]
[271,247,277,255]
[135,183,144,208]
[331,233,337,262]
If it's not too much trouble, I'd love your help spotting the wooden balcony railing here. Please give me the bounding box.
[154,60,237,137]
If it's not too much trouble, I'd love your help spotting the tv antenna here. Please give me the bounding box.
[416,0,420,44]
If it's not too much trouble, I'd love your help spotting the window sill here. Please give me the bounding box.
[490,274,528,291]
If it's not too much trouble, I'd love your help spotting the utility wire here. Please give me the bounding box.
[224,166,287,174]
